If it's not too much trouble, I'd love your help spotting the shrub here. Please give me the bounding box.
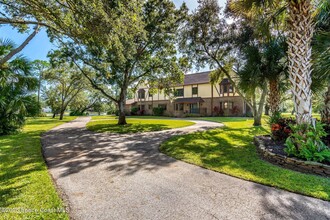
[137,109,145,116]
[323,123,330,146]
[213,106,224,116]
[285,122,330,163]
[230,106,240,116]
[130,107,139,115]
[153,107,165,116]
[244,111,253,117]
[70,111,85,116]
[25,95,42,117]
[269,112,295,142]
[38,112,48,117]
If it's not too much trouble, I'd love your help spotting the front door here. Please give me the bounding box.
[190,103,199,114]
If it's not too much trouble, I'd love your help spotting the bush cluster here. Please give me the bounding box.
[285,122,330,163]
[153,107,165,116]
[269,113,330,163]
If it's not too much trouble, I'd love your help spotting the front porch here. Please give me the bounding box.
[174,97,207,116]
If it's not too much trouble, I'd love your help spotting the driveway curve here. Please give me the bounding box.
[42,117,330,220]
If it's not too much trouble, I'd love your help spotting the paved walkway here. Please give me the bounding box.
[42,117,330,220]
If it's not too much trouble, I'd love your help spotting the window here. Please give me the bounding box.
[223,85,228,93]
[139,105,145,110]
[224,102,233,109]
[158,104,167,110]
[149,92,153,97]
[138,89,145,99]
[175,103,184,111]
[228,102,233,109]
[192,87,198,95]
[148,105,152,110]
[174,88,184,97]
[224,102,228,109]
[229,85,234,93]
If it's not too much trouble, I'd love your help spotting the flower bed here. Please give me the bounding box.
[254,135,330,177]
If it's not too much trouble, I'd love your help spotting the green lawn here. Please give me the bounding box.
[87,117,195,134]
[0,117,76,220]
[281,112,321,119]
[160,117,330,201]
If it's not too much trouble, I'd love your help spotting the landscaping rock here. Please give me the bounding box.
[254,135,330,177]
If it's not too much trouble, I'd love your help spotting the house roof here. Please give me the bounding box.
[174,97,205,104]
[181,71,211,86]
[126,99,137,105]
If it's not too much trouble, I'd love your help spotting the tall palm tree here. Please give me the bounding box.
[0,39,37,135]
[229,0,318,125]
[313,0,330,122]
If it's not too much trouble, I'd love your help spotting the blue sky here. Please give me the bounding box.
[1,0,226,61]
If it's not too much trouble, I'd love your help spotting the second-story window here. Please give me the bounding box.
[223,85,228,93]
[229,85,234,93]
[192,87,198,95]
[138,89,145,99]
[174,88,184,97]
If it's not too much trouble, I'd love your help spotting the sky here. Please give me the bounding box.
[0,0,226,62]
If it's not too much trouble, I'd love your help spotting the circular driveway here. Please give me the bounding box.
[42,117,330,220]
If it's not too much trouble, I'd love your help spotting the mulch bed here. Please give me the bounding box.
[257,135,330,166]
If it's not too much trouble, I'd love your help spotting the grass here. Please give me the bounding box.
[87,117,195,134]
[160,117,330,201]
[281,112,321,120]
[0,117,76,220]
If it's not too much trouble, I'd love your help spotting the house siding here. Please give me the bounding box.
[126,72,247,117]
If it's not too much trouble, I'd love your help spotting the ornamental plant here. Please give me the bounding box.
[269,112,295,142]
[285,122,330,163]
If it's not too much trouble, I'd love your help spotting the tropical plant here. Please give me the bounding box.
[24,94,42,117]
[269,113,295,141]
[313,0,330,123]
[228,0,318,125]
[0,39,38,135]
[285,122,330,162]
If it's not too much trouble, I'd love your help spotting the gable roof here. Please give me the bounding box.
[182,71,211,86]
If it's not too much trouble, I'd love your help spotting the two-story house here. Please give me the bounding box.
[125,71,250,117]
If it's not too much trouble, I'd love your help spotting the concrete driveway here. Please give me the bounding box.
[42,117,330,220]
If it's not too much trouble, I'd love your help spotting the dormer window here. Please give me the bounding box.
[138,89,145,99]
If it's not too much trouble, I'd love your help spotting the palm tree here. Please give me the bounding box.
[313,0,330,122]
[0,39,37,135]
[228,0,318,125]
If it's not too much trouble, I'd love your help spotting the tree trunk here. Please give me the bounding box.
[0,25,40,68]
[321,83,330,123]
[264,104,269,116]
[59,110,64,120]
[117,99,127,125]
[252,84,268,126]
[268,79,281,115]
[52,113,56,118]
[287,0,314,125]
[253,112,263,126]
[38,74,41,106]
